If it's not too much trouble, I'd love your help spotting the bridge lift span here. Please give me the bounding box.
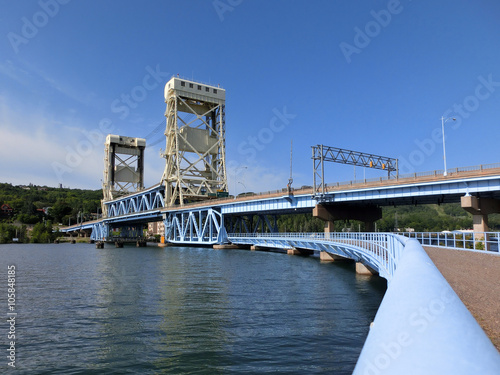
[161,77,228,206]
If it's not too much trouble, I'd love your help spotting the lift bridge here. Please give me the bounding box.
[64,75,500,267]
[63,77,500,258]
[60,76,500,372]
[63,75,500,251]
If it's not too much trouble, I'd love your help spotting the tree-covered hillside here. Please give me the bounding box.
[0,183,102,225]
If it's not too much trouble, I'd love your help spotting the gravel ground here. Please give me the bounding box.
[424,246,500,351]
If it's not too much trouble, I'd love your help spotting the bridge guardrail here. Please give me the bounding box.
[401,232,500,253]
[353,239,500,374]
[227,232,409,280]
[326,162,500,190]
[228,233,500,372]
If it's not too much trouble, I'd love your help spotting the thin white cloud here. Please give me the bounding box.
[0,97,103,188]
[0,60,32,87]
[0,59,98,109]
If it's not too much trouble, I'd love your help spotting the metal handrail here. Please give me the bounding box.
[228,232,408,280]
[401,231,500,253]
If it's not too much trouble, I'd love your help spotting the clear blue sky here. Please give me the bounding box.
[1,0,499,194]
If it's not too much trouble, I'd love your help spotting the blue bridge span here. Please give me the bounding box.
[67,163,500,247]
[61,164,500,374]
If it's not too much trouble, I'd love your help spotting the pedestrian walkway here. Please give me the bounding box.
[424,246,500,351]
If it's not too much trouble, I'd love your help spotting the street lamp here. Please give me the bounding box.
[233,166,247,196]
[441,116,456,176]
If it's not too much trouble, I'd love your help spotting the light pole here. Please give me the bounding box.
[233,166,247,196]
[441,116,456,176]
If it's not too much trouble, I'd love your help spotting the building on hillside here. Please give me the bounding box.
[0,204,13,218]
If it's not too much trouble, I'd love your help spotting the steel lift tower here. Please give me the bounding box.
[102,134,146,215]
[162,77,227,206]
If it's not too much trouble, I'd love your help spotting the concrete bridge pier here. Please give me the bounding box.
[461,196,500,249]
[319,251,350,262]
[287,248,314,256]
[313,203,382,233]
[355,262,377,276]
[461,196,500,231]
[319,250,374,275]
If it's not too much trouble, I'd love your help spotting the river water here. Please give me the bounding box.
[0,243,386,374]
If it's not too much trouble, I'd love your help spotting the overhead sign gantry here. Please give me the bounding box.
[312,145,398,197]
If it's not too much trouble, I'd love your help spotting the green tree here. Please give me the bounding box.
[0,223,16,244]
[30,221,59,243]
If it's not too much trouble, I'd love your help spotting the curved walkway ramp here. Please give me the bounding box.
[228,233,500,374]
[228,233,405,281]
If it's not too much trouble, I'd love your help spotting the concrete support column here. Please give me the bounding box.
[364,221,375,232]
[313,203,382,233]
[320,251,350,262]
[324,221,335,234]
[461,195,500,234]
[213,244,240,249]
[288,248,314,256]
[461,196,500,250]
[356,262,376,276]
[472,214,488,234]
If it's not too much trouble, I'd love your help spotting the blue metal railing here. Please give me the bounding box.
[402,231,500,253]
[228,232,408,281]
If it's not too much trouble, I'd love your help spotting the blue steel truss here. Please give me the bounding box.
[225,214,279,234]
[65,171,500,246]
[228,232,407,281]
[105,184,165,218]
[164,207,227,244]
[90,222,109,241]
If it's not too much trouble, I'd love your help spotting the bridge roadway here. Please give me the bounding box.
[62,164,500,243]
[104,163,500,217]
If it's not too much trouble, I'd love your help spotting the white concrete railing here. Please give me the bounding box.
[228,232,500,373]
[354,239,500,374]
